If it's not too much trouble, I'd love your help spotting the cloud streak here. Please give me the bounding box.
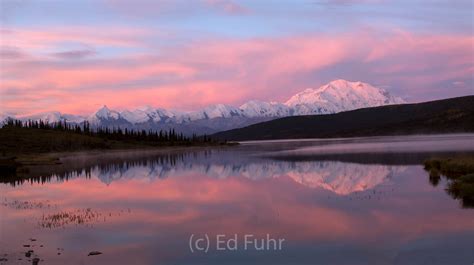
[1,25,473,115]
[50,49,97,60]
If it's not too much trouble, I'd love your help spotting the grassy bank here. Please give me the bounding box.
[0,126,234,178]
[0,126,227,155]
[424,156,474,208]
[0,147,225,185]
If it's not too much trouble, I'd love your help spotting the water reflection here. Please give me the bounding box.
[1,135,474,264]
[2,149,407,195]
[423,160,474,208]
[96,160,404,195]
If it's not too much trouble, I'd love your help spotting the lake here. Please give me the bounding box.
[1,134,474,265]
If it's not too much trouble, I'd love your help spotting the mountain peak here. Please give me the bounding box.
[201,104,242,119]
[18,111,62,123]
[285,79,404,114]
[322,79,369,91]
[91,105,120,121]
[136,105,155,112]
[328,78,354,86]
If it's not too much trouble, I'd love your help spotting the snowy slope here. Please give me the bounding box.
[88,105,121,124]
[120,109,151,124]
[240,100,291,117]
[200,104,243,119]
[15,111,86,124]
[20,111,63,123]
[176,104,242,121]
[286,79,405,115]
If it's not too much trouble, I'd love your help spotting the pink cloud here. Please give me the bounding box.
[1,27,472,115]
[38,62,195,88]
[0,26,150,52]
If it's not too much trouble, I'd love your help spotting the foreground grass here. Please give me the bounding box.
[424,156,474,208]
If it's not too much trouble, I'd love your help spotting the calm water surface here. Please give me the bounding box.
[1,134,474,265]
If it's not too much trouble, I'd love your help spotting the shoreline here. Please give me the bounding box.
[0,144,239,182]
[237,133,474,144]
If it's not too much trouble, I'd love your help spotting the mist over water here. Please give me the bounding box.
[1,135,474,264]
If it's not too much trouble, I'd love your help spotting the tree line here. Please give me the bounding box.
[2,118,214,144]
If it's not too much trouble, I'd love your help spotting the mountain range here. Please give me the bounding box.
[212,96,474,141]
[1,79,405,135]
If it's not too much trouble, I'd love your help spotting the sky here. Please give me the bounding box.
[0,0,473,115]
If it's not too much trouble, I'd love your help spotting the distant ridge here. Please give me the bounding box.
[212,96,474,141]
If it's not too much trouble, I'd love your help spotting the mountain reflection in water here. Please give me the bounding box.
[3,148,409,195]
[1,135,474,265]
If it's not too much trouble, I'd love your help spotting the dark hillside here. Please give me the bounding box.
[212,96,474,141]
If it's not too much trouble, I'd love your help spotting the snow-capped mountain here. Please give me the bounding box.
[120,108,151,124]
[240,100,291,118]
[89,105,121,123]
[176,104,243,122]
[13,111,86,124]
[286,79,405,115]
[1,80,405,134]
